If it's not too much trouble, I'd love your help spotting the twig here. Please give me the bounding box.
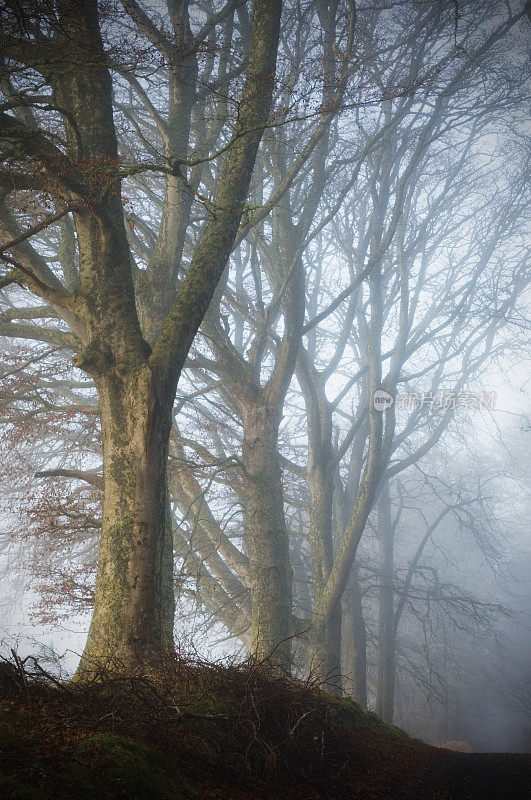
[10,648,27,693]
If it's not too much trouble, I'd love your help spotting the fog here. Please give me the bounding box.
[0,0,529,759]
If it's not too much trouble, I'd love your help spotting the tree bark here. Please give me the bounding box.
[242,405,292,671]
[48,0,284,677]
[341,560,368,707]
[296,352,342,691]
[306,455,342,693]
[375,481,396,722]
[77,366,175,673]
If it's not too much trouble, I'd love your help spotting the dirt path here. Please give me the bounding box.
[412,750,531,799]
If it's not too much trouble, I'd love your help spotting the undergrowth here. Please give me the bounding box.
[0,651,416,800]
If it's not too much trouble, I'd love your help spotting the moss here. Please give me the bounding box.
[0,707,31,748]
[64,733,196,800]
[0,724,197,800]
[324,694,409,738]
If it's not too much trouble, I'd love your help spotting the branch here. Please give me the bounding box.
[34,468,103,490]
[0,208,75,256]
[120,0,176,61]
[0,318,79,348]
[150,0,283,383]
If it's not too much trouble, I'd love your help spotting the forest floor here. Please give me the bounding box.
[0,654,529,800]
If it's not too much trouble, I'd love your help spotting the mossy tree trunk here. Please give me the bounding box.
[242,404,293,671]
[78,367,175,670]
[303,389,342,693]
[196,201,307,670]
[341,562,368,707]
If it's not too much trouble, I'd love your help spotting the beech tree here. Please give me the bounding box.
[0,0,283,676]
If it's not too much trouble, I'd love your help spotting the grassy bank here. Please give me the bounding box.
[0,655,529,799]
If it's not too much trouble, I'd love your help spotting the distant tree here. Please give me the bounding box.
[292,0,529,695]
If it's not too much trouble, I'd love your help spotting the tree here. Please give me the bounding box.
[290,0,528,696]
[0,0,283,676]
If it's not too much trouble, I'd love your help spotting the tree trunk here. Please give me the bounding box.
[308,600,342,694]
[375,483,396,722]
[341,560,368,707]
[242,405,292,671]
[296,354,343,692]
[77,365,175,674]
[307,461,342,693]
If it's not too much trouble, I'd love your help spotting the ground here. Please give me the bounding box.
[0,656,529,799]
